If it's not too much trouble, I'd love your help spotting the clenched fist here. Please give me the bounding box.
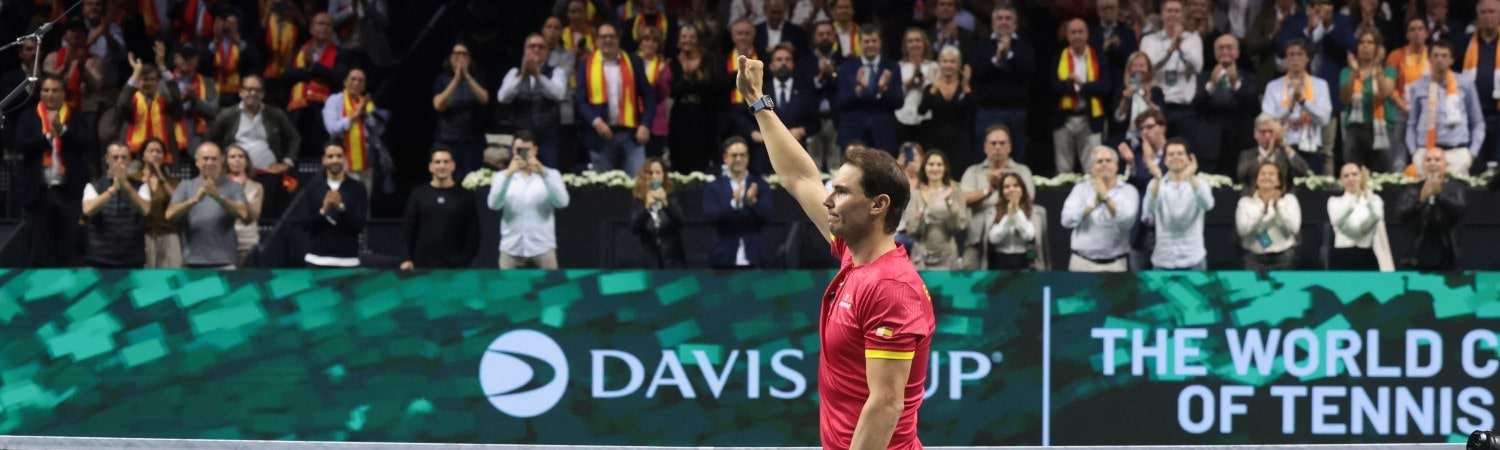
[736,55,765,107]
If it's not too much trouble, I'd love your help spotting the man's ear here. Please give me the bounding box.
[869,193,890,216]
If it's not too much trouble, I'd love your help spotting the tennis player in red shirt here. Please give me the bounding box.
[735,54,936,450]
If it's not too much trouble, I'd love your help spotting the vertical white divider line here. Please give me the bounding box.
[1042,286,1052,447]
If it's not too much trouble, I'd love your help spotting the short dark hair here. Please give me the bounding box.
[843,147,909,234]
[1431,39,1455,55]
[37,73,64,88]
[772,43,797,59]
[722,136,748,154]
[512,129,536,145]
[859,22,881,37]
[431,147,454,160]
[984,124,1011,140]
[174,43,200,61]
[1164,137,1190,153]
[324,141,346,154]
[1135,108,1165,129]
[1283,38,1310,56]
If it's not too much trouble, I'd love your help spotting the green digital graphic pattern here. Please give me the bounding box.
[0,270,1493,446]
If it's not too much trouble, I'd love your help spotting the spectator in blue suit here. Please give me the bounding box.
[704,137,775,268]
[835,23,903,152]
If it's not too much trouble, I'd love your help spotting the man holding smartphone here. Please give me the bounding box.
[487,130,571,269]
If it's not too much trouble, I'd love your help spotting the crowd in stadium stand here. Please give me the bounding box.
[0,0,1493,271]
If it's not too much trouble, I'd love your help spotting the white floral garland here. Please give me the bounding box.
[462,169,1490,192]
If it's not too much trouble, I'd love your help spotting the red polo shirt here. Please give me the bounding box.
[818,238,935,450]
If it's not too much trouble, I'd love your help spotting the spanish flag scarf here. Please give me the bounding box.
[728,48,758,104]
[139,0,163,36]
[341,94,374,172]
[215,38,241,95]
[37,102,69,177]
[173,73,209,151]
[288,41,338,111]
[181,0,213,41]
[836,22,860,57]
[644,55,664,85]
[264,14,298,77]
[564,26,595,53]
[1057,46,1103,117]
[632,12,667,43]
[52,48,83,109]
[126,91,170,162]
[585,50,640,128]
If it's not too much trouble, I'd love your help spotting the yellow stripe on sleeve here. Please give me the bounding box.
[865,349,915,360]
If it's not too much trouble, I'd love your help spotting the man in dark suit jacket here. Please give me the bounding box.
[926,0,975,58]
[14,76,95,267]
[970,6,1035,162]
[1238,114,1313,184]
[575,23,655,175]
[1193,34,1261,176]
[756,0,809,58]
[300,143,369,268]
[704,138,774,269]
[733,44,822,175]
[835,24,903,152]
[1396,147,1466,270]
[1091,0,1139,127]
[207,74,302,219]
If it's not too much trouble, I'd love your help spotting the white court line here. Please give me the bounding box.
[1042,286,1052,447]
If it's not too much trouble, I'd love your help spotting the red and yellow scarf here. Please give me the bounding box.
[263,14,299,77]
[126,91,170,162]
[214,39,241,95]
[1057,46,1103,117]
[181,0,213,41]
[173,73,209,151]
[632,12,667,43]
[139,0,163,36]
[341,94,374,172]
[563,26,595,53]
[37,102,70,176]
[52,48,83,109]
[835,22,861,56]
[585,50,641,128]
[288,41,338,111]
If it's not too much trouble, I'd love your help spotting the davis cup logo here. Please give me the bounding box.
[479,330,569,418]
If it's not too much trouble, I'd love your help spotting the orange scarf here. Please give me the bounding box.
[563,26,595,53]
[214,39,241,94]
[1057,47,1103,117]
[1425,71,1460,147]
[632,12,667,43]
[727,49,758,104]
[1396,46,1428,94]
[263,14,298,77]
[1462,33,1500,108]
[585,50,641,128]
[1349,66,1387,124]
[341,94,374,172]
[126,91,170,162]
[1280,74,1316,126]
[173,73,209,150]
[37,102,70,176]
[288,41,338,111]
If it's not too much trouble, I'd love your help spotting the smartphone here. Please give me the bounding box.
[650,180,663,190]
[1130,73,1142,87]
[518,148,530,161]
[901,143,917,163]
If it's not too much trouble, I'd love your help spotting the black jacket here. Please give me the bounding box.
[1396,179,1465,269]
[300,175,368,260]
[630,194,687,269]
[13,106,95,207]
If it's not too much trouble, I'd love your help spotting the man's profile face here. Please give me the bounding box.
[824,164,874,238]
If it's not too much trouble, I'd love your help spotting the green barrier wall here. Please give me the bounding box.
[0,270,1495,446]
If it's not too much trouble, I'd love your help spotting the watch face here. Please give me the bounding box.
[763,96,775,109]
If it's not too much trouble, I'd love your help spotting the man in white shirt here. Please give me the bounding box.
[1261,40,1333,174]
[1142,138,1215,270]
[1141,0,1203,140]
[1061,146,1140,272]
[487,131,571,269]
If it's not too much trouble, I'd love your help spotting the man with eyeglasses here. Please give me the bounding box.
[208,74,302,218]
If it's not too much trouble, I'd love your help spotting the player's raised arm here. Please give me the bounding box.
[736,55,833,243]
